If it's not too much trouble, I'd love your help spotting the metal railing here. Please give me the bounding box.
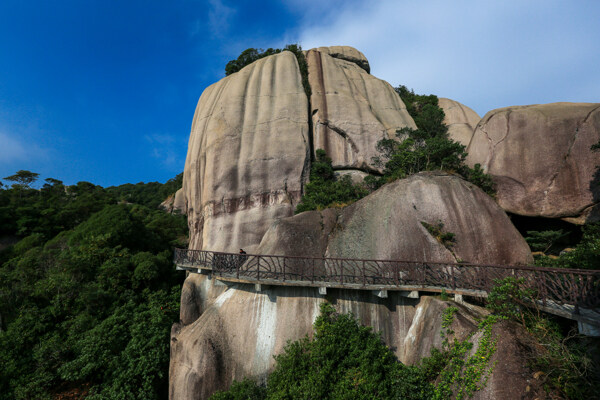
[174,248,600,315]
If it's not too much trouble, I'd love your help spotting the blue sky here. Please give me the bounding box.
[1,1,599,187]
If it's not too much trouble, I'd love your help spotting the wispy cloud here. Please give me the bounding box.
[208,0,235,38]
[295,0,600,116]
[145,133,186,170]
[0,131,29,164]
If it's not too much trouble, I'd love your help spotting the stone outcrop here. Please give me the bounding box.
[311,45,370,73]
[256,172,532,265]
[180,51,310,252]
[306,47,416,172]
[466,102,600,223]
[438,97,480,147]
[160,188,187,214]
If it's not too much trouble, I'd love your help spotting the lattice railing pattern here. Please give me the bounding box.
[174,249,600,314]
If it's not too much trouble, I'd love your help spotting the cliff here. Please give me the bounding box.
[170,45,598,399]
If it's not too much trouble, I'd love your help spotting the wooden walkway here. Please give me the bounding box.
[174,249,600,328]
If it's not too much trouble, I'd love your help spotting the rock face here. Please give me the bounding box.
[438,97,480,147]
[466,102,600,223]
[171,45,546,400]
[181,51,310,252]
[257,172,532,265]
[311,45,370,73]
[306,47,416,172]
[160,188,187,214]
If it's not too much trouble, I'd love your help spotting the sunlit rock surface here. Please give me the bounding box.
[466,102,600,223]
[257,172,532,265]
[306,47,416,172]
[438,97,480,147]
[311,45,371,73]
[181,51,310,252]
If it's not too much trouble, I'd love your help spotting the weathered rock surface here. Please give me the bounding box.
[466,102,600,223]
[160,188,187,214]
[256,172,532,265]
[307,48,416,172]
[170,283,539,399]
[181,51,310,252]
[438,97,480,147]
[311,45,370,73]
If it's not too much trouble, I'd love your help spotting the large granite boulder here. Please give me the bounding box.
[438,97,480,147]
[466,102,600,224]
[257,172,532,265]
[181,51,310,252]
[306,47,416,172]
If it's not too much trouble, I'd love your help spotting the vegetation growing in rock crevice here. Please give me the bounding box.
[419,307,499,400]
[295,149,368,213]
[421,221,456,250]
[0,173,186,399]
[366,86,495,196]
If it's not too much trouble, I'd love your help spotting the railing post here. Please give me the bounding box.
[236,255,240,279]
[257,256,260,281]
[282,257,286,282]
[340,260,344,284]
[362,261,366,286]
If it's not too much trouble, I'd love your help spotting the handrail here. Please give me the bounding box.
[173,248,600,315]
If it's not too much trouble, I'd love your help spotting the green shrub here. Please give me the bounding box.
[369,86,495,196]
[210,379,266,400]
[533,223,600,270]
[295,149,369,213]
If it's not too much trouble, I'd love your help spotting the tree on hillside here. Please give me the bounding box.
[3,170,39,189]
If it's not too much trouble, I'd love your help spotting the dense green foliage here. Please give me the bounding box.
[532,223,600,269]
[525,229,568,254]
[367,86,495,196]
[0,172,186,399]
[295,150,369,213]
[487,277,600,398]
[107,172,183,209]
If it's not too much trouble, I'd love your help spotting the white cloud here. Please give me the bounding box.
[145,133,186,170]
[0,131,32,164]
[296,0,600,115]
[208,0,235,38]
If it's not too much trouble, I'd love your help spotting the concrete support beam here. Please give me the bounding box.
[254,284,262,292]
[318,287,327,295]
[578,321,600,337]
[374,290,388,299]
[454,294,464,304]
[399,290,419,299]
